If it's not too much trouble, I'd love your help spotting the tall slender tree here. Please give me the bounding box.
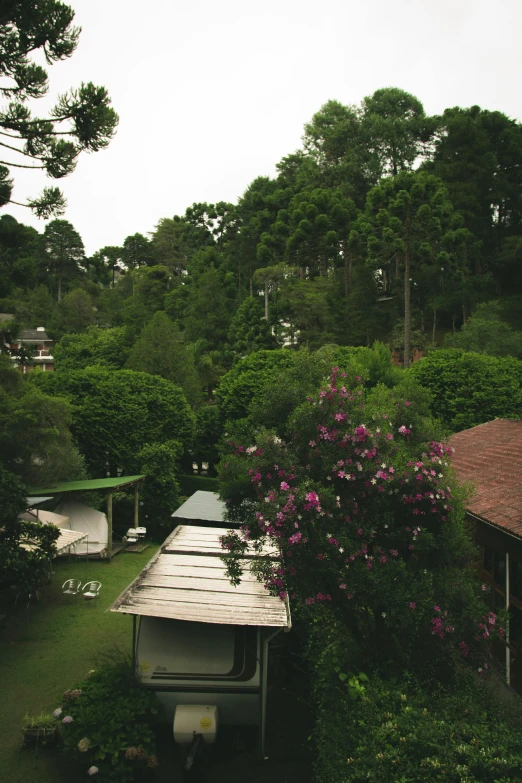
[42,218,84,300]
[363,171,458,368]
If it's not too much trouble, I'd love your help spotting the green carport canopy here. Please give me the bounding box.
[28,475,145,561]
[28,475,145,495]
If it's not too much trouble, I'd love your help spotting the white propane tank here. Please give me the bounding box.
[173,705,219,745]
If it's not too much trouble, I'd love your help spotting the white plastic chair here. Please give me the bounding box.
[62,579,82,599]
[82,581,102,602]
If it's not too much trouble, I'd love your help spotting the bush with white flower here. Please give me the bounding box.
[58,659,159,781]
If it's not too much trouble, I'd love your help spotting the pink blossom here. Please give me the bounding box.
[409,602,416,609]
[280,481,290,490]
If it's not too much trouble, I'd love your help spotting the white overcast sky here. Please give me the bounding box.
[5,0,522,255]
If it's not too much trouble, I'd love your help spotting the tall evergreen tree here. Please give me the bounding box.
[363,171,458,368]
[126,311,201,406]
[0,0,118,218]
[42,218,84,301]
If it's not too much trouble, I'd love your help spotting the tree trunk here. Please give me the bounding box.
[403,249,411,369]
[420,310,425,335]
[452,313,456,333]
[57,275,62,302]
[462,303,467,326]
[264,280,269,321]
[249,274,253,297]
[344,248,352,297]
[432,302,437,345]
[319,254,327,277]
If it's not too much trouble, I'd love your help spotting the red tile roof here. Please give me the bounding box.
[449,419,522,539]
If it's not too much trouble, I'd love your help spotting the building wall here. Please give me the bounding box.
[470,515,522,693]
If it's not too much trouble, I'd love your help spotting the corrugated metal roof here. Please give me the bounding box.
[162,525,279,559]
[110,525,290,628]
[26,496,53,506]
[20,528,88,556]
[29,475,145,495]
[171,491,226,523]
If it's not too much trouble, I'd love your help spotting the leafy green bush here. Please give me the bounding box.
[443,301,522,359]
[309,615,522,783]
[58,660,159,781]
[178,473,219,496]
[409,349,522,431]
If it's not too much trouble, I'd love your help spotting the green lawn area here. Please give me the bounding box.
[0,548,158,783]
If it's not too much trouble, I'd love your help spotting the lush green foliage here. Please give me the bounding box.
[54,327,131,371]
[444,301,522,358]
[0,355,85,484]
[126,311,201,406]
[310,615,522,783]
[227,296,276,359]
[31,367,195,476]
[410,349,522,431]
[219,367,499,683]
[0,464,59,594]
[216,344,402,444]
[214,349,295,422]
[137,441,182,534]
[58,660,159,781]
[0,355,84,595]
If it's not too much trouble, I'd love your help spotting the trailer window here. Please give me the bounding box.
[138,617,257,682]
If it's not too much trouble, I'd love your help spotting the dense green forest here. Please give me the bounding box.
[3,85,522,527]
[2,88,522,362]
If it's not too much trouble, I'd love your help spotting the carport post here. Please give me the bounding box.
[107,491,113,560]
[133,483,139,529]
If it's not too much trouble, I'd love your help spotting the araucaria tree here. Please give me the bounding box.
[219,367,502,683]
[0,1,118,218]
[43,218,85,300]
[363,171,457,368]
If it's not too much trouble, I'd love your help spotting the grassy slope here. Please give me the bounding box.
[0,548,158,783]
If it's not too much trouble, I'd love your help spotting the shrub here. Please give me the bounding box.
[309,615,522,783]
[409,349,522,432]
[219,366,501,684]
[58,660,159,781]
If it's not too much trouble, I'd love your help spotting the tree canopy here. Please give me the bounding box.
[0,0,118,218]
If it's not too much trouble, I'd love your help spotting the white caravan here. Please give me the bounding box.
[110,522,289,756]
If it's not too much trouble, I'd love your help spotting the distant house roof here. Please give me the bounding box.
[449,419,522,539]
[20,328,51,341]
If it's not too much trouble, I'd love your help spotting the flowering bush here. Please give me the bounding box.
[58,659,159,781]
[219,367,503,682]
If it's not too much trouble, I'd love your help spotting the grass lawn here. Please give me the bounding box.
[0,547,158,783]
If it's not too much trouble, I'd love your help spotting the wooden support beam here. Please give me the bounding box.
[134,483,139,529]
[107,491,113,561]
